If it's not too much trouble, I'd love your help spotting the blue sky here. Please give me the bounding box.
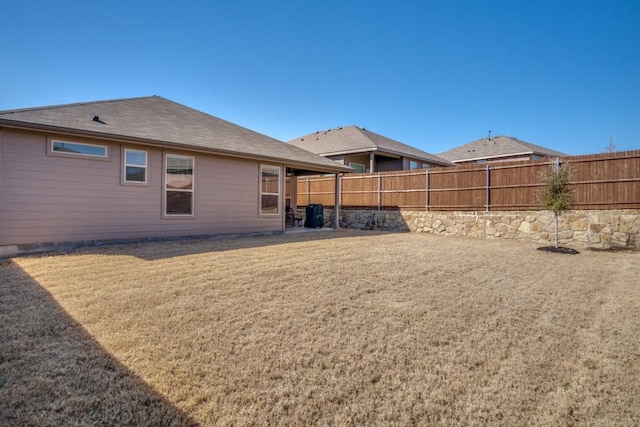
[1,0,638,155]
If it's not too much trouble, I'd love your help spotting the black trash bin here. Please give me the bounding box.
[304,204,324,228]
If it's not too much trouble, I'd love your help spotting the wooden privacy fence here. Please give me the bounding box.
[293,150,640,211]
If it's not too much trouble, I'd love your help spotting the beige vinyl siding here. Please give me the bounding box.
[0,129,283,246]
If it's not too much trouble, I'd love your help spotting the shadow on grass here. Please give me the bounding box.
[0,260,199,426]
[536,246,580,254]
[44,229,398,262]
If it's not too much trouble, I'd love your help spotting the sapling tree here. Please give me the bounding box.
[541,160,573,248]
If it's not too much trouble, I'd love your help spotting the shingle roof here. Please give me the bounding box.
[0,96,352,174]
[437,135,566,163]
[288,125,454,166]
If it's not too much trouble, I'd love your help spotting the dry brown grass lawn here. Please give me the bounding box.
[1,230,639,426]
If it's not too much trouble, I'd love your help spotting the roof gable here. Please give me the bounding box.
[0,96,352,173]
[288,125,454,166]
[438,135,567,162]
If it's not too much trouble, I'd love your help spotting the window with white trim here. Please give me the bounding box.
[165,154,194,216]
[123,149,147,183]
[51,140,107,158]
[260,165,281,215]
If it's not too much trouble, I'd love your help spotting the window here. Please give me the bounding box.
[349,162,365,173]
[411,161,430,169]
[165,154,194,216]
[123,149,147,183]
[260,165,281,215]
[51,140,107,158]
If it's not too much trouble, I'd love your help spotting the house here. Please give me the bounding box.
[0,96,352,255]
[437,135,566,165]
[288,125,454,172]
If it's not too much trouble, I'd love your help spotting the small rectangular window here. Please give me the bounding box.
[349,163,365,173]
[52,140,107,158]
[124,149,148,183]
[260,165,281,215]
[165,154,194,216]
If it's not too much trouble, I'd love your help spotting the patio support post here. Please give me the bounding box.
[369,152,375,173]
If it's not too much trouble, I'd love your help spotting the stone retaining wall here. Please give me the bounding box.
[304,208,640,249]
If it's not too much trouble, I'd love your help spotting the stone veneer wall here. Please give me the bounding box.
[299,208,640,249]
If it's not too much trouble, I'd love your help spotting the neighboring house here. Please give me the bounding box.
[0,96,351,254]
[437,135,566,164]
[288,125,454,172]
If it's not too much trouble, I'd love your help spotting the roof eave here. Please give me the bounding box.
[287,162,353,174]
[319,147,453,166]
[0,120,352,174]
[316,148,376,157]
[450,150,538,163]
[373,148,455,166]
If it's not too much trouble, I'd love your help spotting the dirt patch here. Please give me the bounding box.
[537,245,580,254]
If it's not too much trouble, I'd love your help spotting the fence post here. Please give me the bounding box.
[485,163,490,211]
[306,177,310,206]
[425,169,429,211]
[339,174,343,208]
[334,174,341,229]
[377,173,381,210]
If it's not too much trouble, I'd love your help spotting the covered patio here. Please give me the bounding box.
[284,168,345,230]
